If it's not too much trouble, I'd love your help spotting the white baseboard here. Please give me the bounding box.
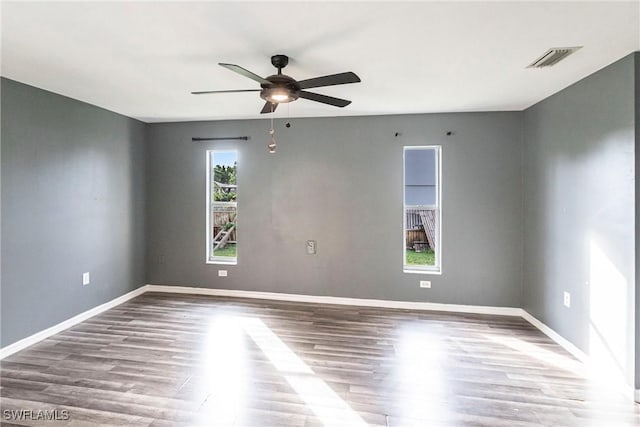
[520,310,588,363]
[635,389,640,403]
[145,284,523,316]
[0,285,147,359]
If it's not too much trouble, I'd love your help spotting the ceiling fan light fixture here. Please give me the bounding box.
[269,91,291,103]
[261,85,298,104]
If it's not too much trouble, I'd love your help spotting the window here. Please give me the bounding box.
[403,146,441,273]
[207,150,237,264]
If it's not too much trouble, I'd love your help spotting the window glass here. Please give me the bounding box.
[207,151,237,263]
[404,147,440,272]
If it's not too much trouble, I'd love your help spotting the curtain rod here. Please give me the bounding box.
[192,136,250,142]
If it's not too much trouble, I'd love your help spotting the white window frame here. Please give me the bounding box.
[206,150,237,265]
[403,145,442,274]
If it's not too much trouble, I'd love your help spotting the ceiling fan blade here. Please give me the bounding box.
[299,91,351,107]
[191,89,261,95]
[260,102,278,114]
[298,72,361,90]
[219,63,271,85]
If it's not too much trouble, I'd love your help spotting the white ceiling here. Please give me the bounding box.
[2,1,638,123]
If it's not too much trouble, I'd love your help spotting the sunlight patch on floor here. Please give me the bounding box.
[240,317,368,427]
[484,333,586,377]
[393,327,451,423]
[200,315,249,425]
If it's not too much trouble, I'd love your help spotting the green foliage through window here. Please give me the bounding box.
[214,164,236,185]
[213,162,237,202]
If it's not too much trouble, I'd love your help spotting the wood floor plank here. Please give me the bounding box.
[1,292,638,426]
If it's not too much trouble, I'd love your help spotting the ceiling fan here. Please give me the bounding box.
[192,54,361,114]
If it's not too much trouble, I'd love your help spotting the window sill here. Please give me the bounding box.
[207,259,237,266]
[403,268,441,275]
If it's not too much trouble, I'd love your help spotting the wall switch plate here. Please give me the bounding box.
[420,280,431,288]
[563,291,571,308]
[82,272,90,286]
[306,240,317,255]
[218,270,227,277]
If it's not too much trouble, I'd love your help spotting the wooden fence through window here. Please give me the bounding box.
[405,208,436,250]
[212,203,237,244]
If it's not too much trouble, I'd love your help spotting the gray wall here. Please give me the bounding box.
[147,112,523,307]
[1,78,146,347]
[523,54,637,388]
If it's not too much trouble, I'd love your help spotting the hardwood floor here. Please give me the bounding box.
[1,292,638,426]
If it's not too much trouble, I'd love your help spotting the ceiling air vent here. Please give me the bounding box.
[527,47,582,68]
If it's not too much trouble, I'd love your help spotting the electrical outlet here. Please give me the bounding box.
[218,270,227,277]
[563,291,571,308]
[82,272,90,286]
[306,240,317,255]
[420,280,431,288]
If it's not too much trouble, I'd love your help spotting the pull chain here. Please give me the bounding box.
[267,104,276,153]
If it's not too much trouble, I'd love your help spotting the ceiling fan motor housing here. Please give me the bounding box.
[260,74,300,104]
